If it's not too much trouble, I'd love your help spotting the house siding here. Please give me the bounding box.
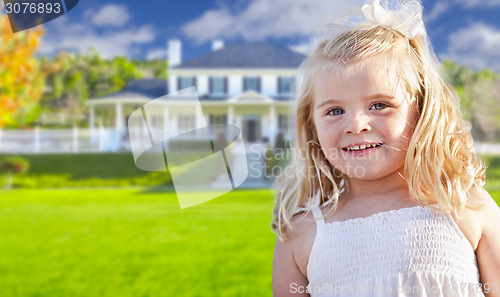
[196,75,209,95]
[228,75,243,96]
[261,75,277,96]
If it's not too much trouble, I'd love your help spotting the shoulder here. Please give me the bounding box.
[453,185,499,252]
[465,184,500,238]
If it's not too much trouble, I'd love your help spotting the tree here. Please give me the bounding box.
[442,60,500,141]
[0,14,44,127]
[39,51,142,126]
[464,76,500,141]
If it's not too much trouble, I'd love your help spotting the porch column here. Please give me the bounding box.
[72,125,78,153]
[269,104,277,146]
[195,103,203,137]
[228,105,234,125]
[34,126,40,153]
[115,102,123,131]
[89,106,95,138]
[163,104,170,139]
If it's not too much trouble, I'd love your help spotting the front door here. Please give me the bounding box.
[242,115,261,143]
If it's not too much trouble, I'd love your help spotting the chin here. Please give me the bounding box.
[337,164,398,181]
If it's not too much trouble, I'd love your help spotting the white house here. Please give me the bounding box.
[88,39,305,149]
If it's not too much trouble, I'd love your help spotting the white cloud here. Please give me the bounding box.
[181,0,365,44]
[424,2,451,23]
[146,48,167,60]
[455,0,500,8]
[424,0,500,23]
[91,4,130,28]
[445,22,500,71]
[38,17,155,59]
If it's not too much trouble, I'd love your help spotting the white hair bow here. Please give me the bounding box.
[361,0,426,39]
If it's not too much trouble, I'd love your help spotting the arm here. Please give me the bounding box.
[273,237,310,297]
[475,187,500,296]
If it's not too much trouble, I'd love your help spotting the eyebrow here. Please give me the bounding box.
[315,94,397,109]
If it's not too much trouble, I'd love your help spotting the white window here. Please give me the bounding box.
[211,77,225,94]
[179,77,195,89]
[279,77,293,94]
[244,77,260,92]
[209,114,227,124]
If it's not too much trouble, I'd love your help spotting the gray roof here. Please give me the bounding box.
[95,79,168,100]
[173,42,306,69]
[195,94,293,101]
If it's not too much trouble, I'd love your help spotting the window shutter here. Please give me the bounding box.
[257,77,261,92]
[177,77,181,90]
[243,77,247,91]
[192,77,197,88]
[223,77,228,94]
[278,77,282,94]
[209,77,213,94]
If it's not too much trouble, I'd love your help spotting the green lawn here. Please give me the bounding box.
[1,186,499,297]
[0,189,276,297]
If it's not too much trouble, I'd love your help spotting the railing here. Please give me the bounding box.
[0,127,130,154]
[0,127,499,155]
[0,127,245,154]
[475,143,500,155]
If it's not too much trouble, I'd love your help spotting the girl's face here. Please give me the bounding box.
[312,57,418,180]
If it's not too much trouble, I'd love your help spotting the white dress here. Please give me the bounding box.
[304,200,485,297]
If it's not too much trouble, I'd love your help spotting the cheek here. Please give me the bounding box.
[382,111,416,144]
[315,120,338,145]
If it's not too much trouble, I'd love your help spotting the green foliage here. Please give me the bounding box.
[442,60,473,88]
[0,156,29,189]
[0,15,45,127]
[474,69,498,81]
[15,171,171,188]
[442,60,500,141]
[0,156,29,174]
[133,59,168,79]
[480,155,500,187]
[50,72,64,99]
[39,51,142,126]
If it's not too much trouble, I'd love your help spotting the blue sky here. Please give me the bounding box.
[29,0,500,71]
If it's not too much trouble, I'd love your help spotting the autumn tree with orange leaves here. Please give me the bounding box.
[0,14,44,127]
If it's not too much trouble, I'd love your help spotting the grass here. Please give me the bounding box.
[1,187,499,297]
[0,154,172,188]
[0,154,146,179]
[0,188,276,297]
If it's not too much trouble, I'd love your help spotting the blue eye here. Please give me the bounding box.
[327,108,344,116]
[371,103,387,110]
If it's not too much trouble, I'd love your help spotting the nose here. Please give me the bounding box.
[343,112,370,134]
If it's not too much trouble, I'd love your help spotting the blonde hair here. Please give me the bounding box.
[271,25,486,241]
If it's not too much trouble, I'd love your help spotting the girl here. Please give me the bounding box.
[271,0,500,296]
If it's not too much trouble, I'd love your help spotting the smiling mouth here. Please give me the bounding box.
[342,143,383,151]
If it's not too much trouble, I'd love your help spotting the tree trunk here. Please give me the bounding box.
[3,173,13,189]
